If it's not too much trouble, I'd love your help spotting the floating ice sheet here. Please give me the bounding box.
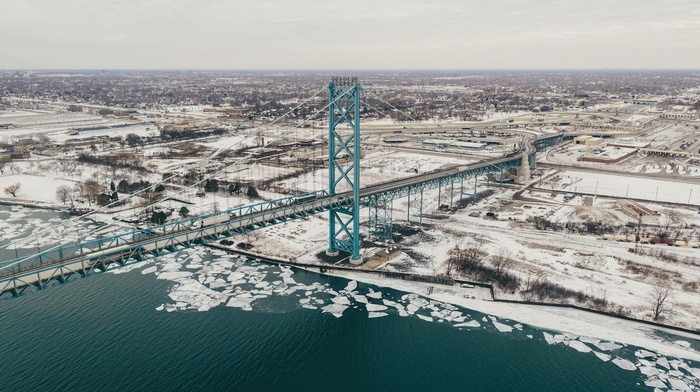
[492,321,513,333]
[567,340,592,353]
[454,320,481,328]
[366,304,388,312]
[612,358,637,371]
[322,303,348,318]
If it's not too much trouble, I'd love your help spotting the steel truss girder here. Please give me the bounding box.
[406,187,423,225]
[368,193,393,241]
[0,195,352,300]
[0,191,332,274]
[361,161,520,204]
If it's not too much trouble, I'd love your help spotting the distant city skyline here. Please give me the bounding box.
[1,0,699,70]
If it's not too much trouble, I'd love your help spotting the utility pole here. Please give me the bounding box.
[635,213,642,254]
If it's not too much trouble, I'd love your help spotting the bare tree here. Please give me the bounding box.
[650,284,672,321]
[83,179,103,205]
[4,182,21,197]
[446,243,463,276]
[55,185,74,205]
[73,183,85,200]
[492,248,514,277]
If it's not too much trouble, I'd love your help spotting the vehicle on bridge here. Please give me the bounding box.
[192,214,234,229]
[291,194,318,205]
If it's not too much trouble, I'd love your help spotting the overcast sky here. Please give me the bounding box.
[1,0,698,69]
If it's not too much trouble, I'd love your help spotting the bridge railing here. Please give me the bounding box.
[0,190,335,274]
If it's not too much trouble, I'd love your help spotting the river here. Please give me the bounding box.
[0,205,697,391]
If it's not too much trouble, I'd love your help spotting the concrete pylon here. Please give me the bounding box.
[516,155,531,184]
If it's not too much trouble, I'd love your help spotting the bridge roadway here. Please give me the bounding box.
[0,134,548,297]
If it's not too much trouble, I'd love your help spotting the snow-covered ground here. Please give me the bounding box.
[543,170,700,205]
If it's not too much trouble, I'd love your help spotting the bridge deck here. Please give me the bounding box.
[0,133,559,297]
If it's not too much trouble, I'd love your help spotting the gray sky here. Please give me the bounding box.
[1,0,698,69]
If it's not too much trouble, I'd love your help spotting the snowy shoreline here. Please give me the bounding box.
[206,244,700,363]
[317,267,700,363]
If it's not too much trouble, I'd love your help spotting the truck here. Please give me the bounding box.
[192,214,231,229]
[292,194,317,205]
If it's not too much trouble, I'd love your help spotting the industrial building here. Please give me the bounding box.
[422,139,487,151]
[573,135,603,146]
[617,200,661,225]
[578,147,637,164]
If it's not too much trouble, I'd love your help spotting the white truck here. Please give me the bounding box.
[193,214,231,229]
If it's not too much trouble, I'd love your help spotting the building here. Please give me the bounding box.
[659,112,696,120]
[579,147,637,164]
[369,245,402,263]
[573,135,593,145]
[10,151,30,160]
[422,139,487,151]
[617,200,661,225]
[607,140,650,149]
[585,137,604,147]
[382,136,409,144]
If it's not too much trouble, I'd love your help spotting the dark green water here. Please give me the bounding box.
[0,206,696,391]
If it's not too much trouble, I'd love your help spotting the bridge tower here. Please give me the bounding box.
[326,77,363,264]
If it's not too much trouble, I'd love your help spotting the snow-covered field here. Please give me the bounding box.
[545,170,700,205]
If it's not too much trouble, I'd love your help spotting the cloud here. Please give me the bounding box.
[0,0,698,68]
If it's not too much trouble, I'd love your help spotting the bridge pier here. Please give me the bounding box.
[515,155,531,184]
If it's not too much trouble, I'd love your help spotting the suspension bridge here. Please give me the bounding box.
[0,78,562,298]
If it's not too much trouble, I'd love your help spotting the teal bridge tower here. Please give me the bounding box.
[326,77,363,264]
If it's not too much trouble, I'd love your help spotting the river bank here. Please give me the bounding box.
[208,244,700,363]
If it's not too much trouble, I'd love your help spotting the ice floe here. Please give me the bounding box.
[492,321,513,333]
[416,314,433,322]
[567,340,592,353]
[644,378,667,388]
[612,357,637,371]
[543,332,556,345]
[593,352,611,362]
[344,280,358,292]
[657,357,670,370]
[593,341,623,352]
[322,303,348,318]
[365,304,388,312]
[366,290,382,299]
[636,349,657,359]
[141,266,157,274]
[226,296,256,310]
[454,320,481,328]
[667,378,691,390]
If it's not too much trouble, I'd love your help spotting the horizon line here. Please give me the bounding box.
[3,68,700,72]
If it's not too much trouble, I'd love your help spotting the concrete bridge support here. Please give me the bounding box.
[515,155,531,184]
